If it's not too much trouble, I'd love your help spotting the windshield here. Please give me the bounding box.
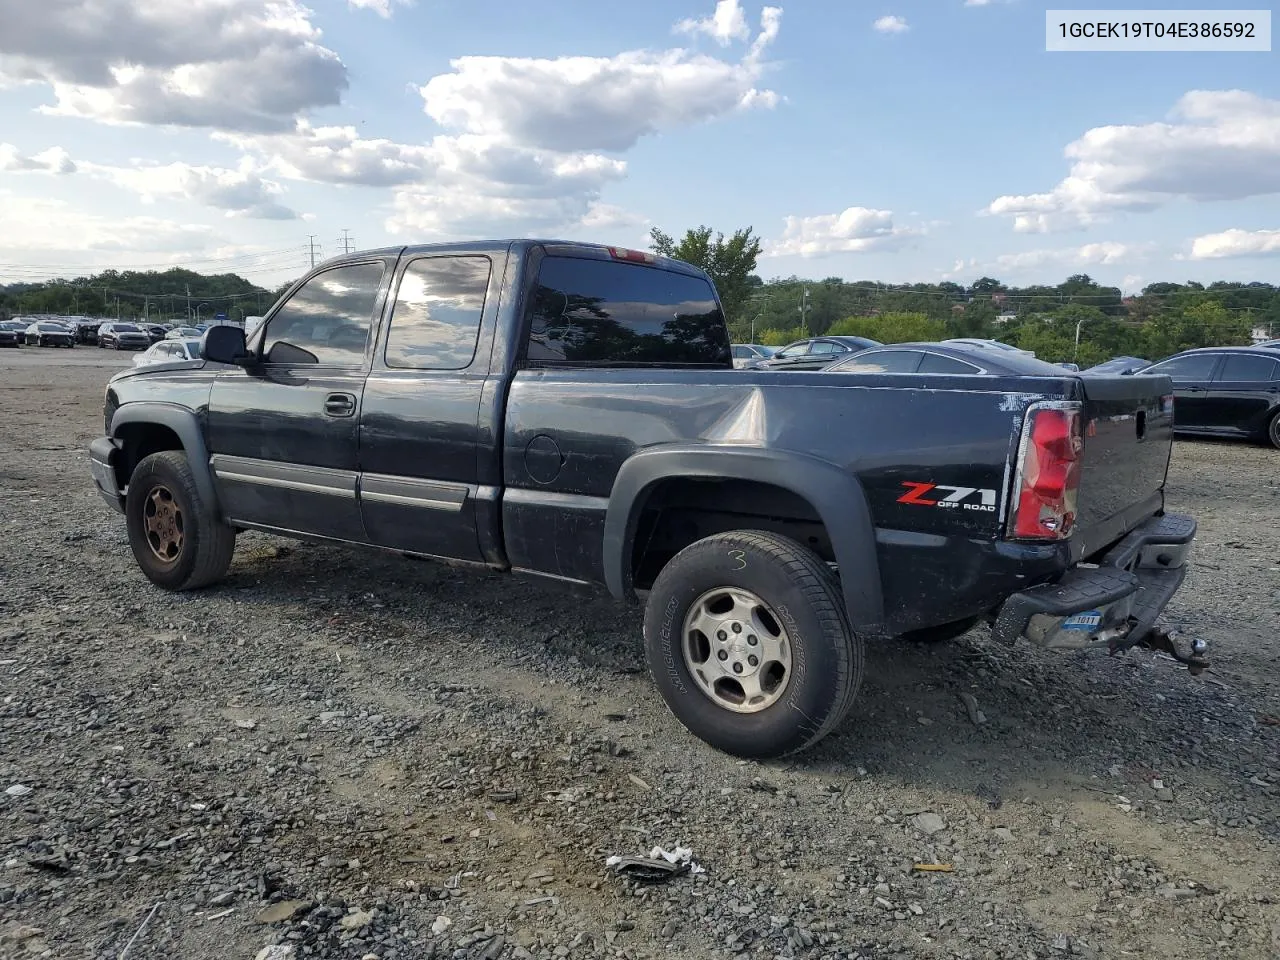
[116,324,141,332]
[39,323,67,331]
[184,341,203,358]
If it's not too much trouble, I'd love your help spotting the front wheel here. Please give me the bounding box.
[125,451,236,590]
[643,530,864,758]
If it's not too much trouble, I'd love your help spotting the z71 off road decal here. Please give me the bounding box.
[897,482,998,513]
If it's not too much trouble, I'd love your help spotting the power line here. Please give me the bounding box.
[308,235,322,268]
[337,229,355,255]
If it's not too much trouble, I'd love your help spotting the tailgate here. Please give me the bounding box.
[1073,372,1175,557]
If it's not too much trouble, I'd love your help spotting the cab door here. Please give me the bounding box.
[357,252,502,562]
[206,258,395,543]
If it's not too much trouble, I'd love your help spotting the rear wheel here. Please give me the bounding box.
[125,451,235,590]
[643,529,864,758]
[1268,411,1280,450]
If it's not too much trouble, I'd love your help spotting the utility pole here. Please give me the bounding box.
[308,235,322,268]
[799,287,811,335]
[338,229,354,255]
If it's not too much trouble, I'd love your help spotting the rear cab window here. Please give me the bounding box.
[526,255,731,367]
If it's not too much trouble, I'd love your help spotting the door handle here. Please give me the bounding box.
[323,392,356,418]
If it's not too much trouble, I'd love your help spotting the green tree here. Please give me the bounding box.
[827,312,945,343]
[649,225,762,327]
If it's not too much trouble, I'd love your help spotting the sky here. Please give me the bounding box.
[0,0,1277,294]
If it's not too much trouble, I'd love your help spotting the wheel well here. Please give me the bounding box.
[114,423,183,490]
[629,477,833,590]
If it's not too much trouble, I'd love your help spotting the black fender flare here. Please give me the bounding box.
[110,402,220,516]
[602,444,885,636]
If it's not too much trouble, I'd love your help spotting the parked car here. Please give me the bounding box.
[97,322,153,350]
[143,324,169,344]
[25,321,76,347]
[1136,346,1280,448]
[730,343,776,369]
[1256,338,1280,349]
[88,239,1201,759]
[1084,356,1151,376]
[0,320,26,347]
[132,339,204,367]
[941,338,1035,357]
[166,326,203,340]
[70,320,103,345]
[823,342,1074,377]
[750,335,882,371]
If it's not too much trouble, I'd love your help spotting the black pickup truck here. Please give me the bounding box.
[88,240,1201,758]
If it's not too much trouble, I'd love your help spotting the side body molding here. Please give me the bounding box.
[602,445,885,636]
[110,402,220,516]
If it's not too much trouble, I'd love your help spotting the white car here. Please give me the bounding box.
[133,339,203,367]
[165,326,203,340]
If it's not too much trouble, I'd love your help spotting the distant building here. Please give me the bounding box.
[994,313,1017,326]
[1251,324,1273,344]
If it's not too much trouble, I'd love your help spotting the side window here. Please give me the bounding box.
[1215,354,1277,382]
[261,262,385,366]
[732,345,750,359]
[1145,354,1218,381]
[385,256,491,370]
[526,256,730,365]
[775,342,810,358]
[918,352,982,374]
[834,350,922,373]
[809,341,841,355]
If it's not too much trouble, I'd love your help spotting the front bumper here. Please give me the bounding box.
[89,436,125,514]
[992,512,1196,650]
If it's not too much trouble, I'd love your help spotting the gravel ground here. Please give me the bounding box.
[1,351,1278,960]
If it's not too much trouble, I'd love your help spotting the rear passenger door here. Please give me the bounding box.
[1207,353,1279,433]
[357,252,502,562]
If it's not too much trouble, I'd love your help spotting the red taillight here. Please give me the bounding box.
[608,246,655,264]
[1008,402,1084,540]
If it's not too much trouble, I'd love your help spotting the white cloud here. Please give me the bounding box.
[987,90,1280,233]
[87,159,299,220]
[226,2,784,238]
[0,0,347,132]
[347,0,410,16]
[991,241,1147,272]
[675,0,751,45]
[872,15,909,33]
[769,206,919,256]
[1187,228,1280,260]
[0,191,215,256]
[0,143,76,174]
[418,4,783,153]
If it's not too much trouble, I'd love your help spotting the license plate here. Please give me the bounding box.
[1061,611,1102,631]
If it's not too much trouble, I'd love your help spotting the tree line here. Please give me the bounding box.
[649,225,1279,366]
[4,231,1277,366]
[0,269,283,324]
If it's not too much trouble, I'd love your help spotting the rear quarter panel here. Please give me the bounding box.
[502,369,1076,630]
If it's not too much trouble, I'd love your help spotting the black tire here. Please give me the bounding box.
[900,615,981,645]
[643,529,864,759]
[125,451,235,590]
[1268,411,1280,450]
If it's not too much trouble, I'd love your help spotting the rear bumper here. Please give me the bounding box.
[89,436,125,514]
[992,512,1196,650]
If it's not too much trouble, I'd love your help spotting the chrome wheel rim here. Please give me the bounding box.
[681,587,792,714]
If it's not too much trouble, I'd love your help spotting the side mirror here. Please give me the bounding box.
[204,325,250,366]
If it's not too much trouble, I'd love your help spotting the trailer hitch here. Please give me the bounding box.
[1116,626,1210,675]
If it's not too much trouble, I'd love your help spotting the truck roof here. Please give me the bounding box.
[313,239,710,280]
